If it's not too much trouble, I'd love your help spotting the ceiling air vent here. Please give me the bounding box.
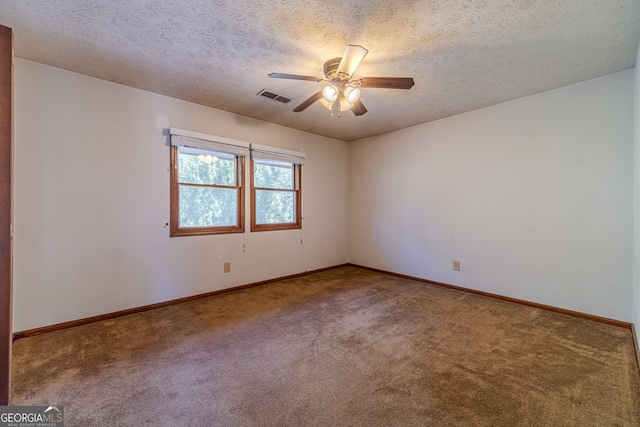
[257,89,292,104]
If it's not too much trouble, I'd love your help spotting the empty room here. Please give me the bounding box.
[1,0,640,425]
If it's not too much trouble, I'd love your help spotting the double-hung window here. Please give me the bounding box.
[250,144,304,232]
[170,131,248,236]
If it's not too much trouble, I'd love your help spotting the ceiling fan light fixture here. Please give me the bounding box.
[344,86,361,104]
[339,96,355,112]
[322,85,338,103]
[319,95,356,113]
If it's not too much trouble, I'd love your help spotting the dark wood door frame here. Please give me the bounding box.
[0,24,13,405]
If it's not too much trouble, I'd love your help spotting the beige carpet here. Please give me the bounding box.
[11,266,640,426]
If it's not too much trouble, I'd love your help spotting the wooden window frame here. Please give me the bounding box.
[0,24,12,406]
[170,145,245,237]
[250,159,302,232]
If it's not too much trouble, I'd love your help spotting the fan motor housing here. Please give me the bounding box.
[323,58,341,79]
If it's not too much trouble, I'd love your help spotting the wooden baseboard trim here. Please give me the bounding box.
[348,263,632,329]
[632,324,640,372]
[13,264,349,341]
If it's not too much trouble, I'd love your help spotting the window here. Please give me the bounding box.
[170,132,247,236]
[250,145,304,232]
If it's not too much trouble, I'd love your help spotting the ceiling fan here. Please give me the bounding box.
[269,45,415,117]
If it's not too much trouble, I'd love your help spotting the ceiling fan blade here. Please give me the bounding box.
[360,77,415,89]
[351,99,367,116]
[336,45,368,77]
[269,73,322,82]
[293,90,323,112]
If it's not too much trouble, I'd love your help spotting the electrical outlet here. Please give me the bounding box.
[224,262,231,273]
[453,261,460,271]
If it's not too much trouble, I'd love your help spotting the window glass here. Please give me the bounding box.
[255,190,295,224]
[179,186,238,227]
[254,162,293,189]
[178,148,235,186]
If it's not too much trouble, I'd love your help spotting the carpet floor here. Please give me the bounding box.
[11,266,640,426]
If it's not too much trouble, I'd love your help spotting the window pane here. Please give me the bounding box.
[255,190,295,224]
[178,150,235,186]
[254,162,293,189]
[179,186,238,227]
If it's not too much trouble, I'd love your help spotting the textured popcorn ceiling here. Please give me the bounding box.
[1,0,639,142]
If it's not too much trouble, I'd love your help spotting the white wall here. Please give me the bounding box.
[633,45,640,329]
[349,70,634,321]
[13,57,636,330]
[13,59,349,332]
